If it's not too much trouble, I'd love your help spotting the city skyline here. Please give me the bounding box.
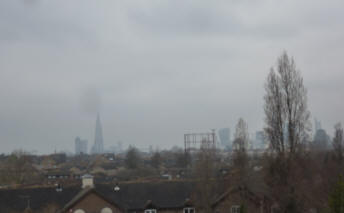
[0,1,343,154]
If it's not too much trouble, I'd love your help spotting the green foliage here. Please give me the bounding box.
[240,204,247,213]
[329,176,344,213]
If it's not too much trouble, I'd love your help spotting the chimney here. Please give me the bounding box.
[81,174,94,188]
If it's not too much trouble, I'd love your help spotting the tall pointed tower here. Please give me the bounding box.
[91,113,104,154]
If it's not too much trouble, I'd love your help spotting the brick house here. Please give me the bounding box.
[0,175,271,213]
[0,175,198,213]
[212,186,271,213]
[58,183,122,213]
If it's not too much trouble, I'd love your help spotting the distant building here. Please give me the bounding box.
[106,141,123,154]
[313,129,330,150]
[314,118,322,132]
[75,137,88,155]
[91,113,104,154]
[218,128,231,149]
[255,131,266,149]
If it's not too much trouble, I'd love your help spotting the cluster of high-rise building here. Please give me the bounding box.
[218,128,231,149]
[217,128,268,150]
[75,116,274,155]
[217,128,267,150]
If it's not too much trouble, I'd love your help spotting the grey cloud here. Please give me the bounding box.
[127,2,241,35]
[79,87,102,115]
[0,0,343,153]
[0,1,96,45]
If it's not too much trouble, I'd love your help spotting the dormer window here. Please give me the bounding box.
[183,207,195,213]
[144,209,157,213]
[101,207,113,213]
[56,183,62,192]
[231,205,240,213]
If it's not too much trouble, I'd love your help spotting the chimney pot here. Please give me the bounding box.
[81,174,94,188]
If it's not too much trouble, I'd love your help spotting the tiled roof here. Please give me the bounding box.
[95,181,196,210]
[0,181,198,212]
[0,185,81,212]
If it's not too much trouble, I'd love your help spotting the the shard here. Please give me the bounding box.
[91,113,104,154]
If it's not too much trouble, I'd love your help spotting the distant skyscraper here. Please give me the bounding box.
[218,128,231,149]
[314,118,322,132]
[75,137,88,155]
[91,113,104,154]
[313,128,330,150]
[255,131,266,149]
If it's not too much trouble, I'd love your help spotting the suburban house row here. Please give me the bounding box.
[0,175,272,213]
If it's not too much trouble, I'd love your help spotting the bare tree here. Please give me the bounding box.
[263,52,311,213]
[333,123,344,162]
[0,150,39,185]
[233,118,249,151]
[193,147,218,213]
[174,150,190,168]
[150,152,162,169]
[125,146,140,169]
[231,118,252,191]
[264,51,311,157]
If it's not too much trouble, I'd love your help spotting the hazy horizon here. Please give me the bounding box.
[1,0,343,154]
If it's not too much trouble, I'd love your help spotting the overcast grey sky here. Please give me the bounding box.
[0,0,343,154]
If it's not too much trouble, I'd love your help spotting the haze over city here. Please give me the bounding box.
[1,0,344,154]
